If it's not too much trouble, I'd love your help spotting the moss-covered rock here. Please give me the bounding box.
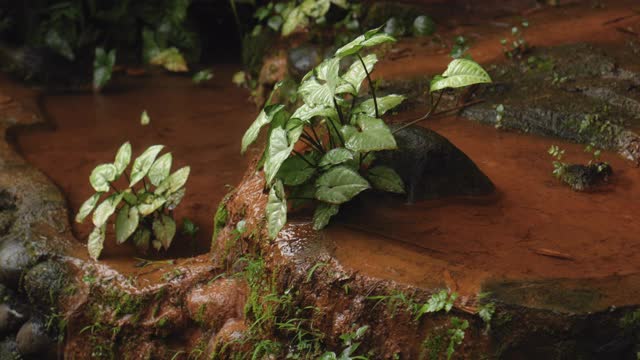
[22,260,69,309]
[559,162,612,191]
[0,239,37,289]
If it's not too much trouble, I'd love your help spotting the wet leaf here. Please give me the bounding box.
[76,193,101,223]
[115,204,139,244]
[114,142,132,176]
[148,153,173,187]
[315,166,370,204]
[277,154,316,186]
[130,145,164,187]
[345,115,397,152]
[150,47,189,72]
[318,148,354,168]
[92,193,123,227]
[154,167,190,195]
[241,104,285,154]
[312,202,339,230]
[291,103,337,122]
[90,163,117,192]
[367,166,405,194]
[88,225,106,260]
[264,128,293,185]
[281,7,308,36]
[140,110,150,126]
[353,94,405,118]
[430,59,492,92]
[266,180,287,239]
[300,0,330,18]
[337,54,377,95]
[152,214,176,250]
[298,78,334,108]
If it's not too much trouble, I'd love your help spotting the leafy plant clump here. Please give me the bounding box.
[76,142,191,260]
[241,27,491,238]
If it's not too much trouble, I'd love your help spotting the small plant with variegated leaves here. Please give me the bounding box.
[241,27,491,239]
[76,142,190,260]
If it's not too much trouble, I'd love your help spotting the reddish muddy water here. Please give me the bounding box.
[9,1,640,294]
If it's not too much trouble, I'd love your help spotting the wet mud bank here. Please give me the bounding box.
[1,1,640,359]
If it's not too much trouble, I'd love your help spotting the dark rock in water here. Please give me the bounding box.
[23,261,68,309]
[287,45,321,79]
[377,125,495,202]
[559,162,612,191]
[0,239,37,289]
[16,318,51,356]
[412,15,436,37]
[383,17,407,38]
[461,43,640,162]
[0,338,20,360]
[0,303,27,336]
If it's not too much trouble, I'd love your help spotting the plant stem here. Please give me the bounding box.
[333,98,345,125]
[357,53,378,118]
[326,118,345,147]
[292,150,316,167]
[309,125,325,152]
[300,135,324,154]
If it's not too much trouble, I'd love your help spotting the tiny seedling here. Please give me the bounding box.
[548,145,567,179]
[182,218,199,238]
[93,47,116,92]
[494,104,505,129]
[319,325,370,360]
[241,28,492,238]
[192,69,213,84]
[76,142,190,260]
[140,110,150,126]
[450,35,471,59]
[501,20,530,59]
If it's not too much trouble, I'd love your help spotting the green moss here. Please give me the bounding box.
[212,197,230,247]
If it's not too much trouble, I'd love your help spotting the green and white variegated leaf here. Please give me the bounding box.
[152,214,176,250]
[318,148,354,168]
[286,117,305,145]
[345,115,397,152]
[133,228,151,253]
[75,193,102,223]
[340,124,358,143]
[115,204,139,244]
[330,0,348,9]
[90,163,117,192]
[148,152,172,187]
[300,0,330,18]
[312,202,339,230]
[315,166,370,204]
[122,190,137,206]
[336,54,377,95]
[92,193,124,227]
[353,94,405,118]
[241,104,285,154]
[430,59,492,92]
[282,7,308,36]
[137,194,167,216]
[334,27,396,58]
[166,187,186,210]
[114,142,132,177]
[266,180,287,239]
[129,145,164,187]
[154,167,191,195]
[315,58,340,93]
[87,224,106,260]
[367,166,405,194]
[298,77,334,108]
[277,153,316,186]
[264,128,294,186]
[291,103,337,122]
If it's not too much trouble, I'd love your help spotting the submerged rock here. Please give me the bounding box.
[559,162,612,191]
[288,45,321,79]
[377,125,495,202]
[16,318,51,356]
[0,239,37,288]
[461,43,640,162]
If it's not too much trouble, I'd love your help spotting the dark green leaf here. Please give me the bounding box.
[277,154,317,186]
[264,128,294,185]
[367,166,405,194]
[315,166,370,204]
[318,148,354,168]
[152,214,176,250]
[312,202,339,230]
[266,180,287,239]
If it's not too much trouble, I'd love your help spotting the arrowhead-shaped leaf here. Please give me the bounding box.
[345,115,397,152]
[115,204,139,244]
[266,180,287,239]
[241,104,285,154]
[87,225,106,260]
[335,27,396,58]
[264,128,294,185]
[130,145,164,187]
[133,228,151,253]
[430,59,492,92]
[312,202,339,230]
[137,194,167,216]
[318,148,354,168]
[154,166,190,195]
[337,54,377,95]
[277,153,317,186]
[114,142,132,176]
[92,193,123,227]
[148,152,172,186]
[367,166,405,194]
[76,193,102,223]
[353,94,405,118]
[315,166,370,204]
[152,214,176,250]
[90,164,117,192]
[166,187,186,210]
